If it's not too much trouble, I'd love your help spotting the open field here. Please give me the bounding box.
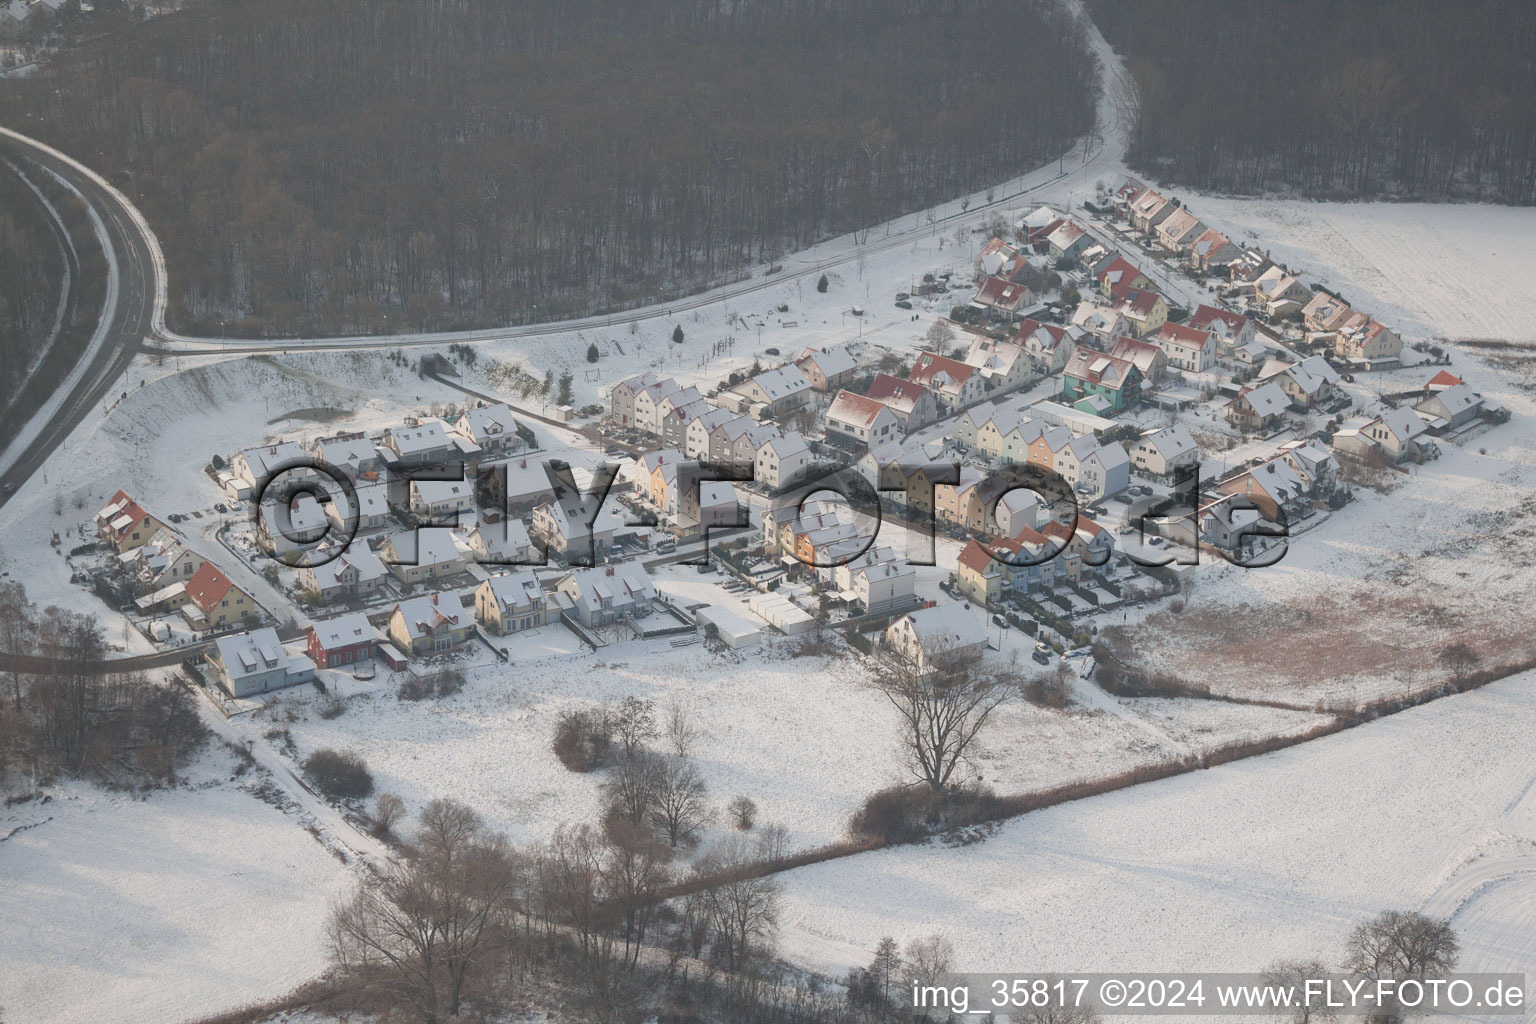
[774,670,1536,1007]
[0,751,353,1024]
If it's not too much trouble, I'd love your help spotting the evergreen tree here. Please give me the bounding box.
[672,324,684,344]
[541,370,554,397]
[556,370,574,406]
[586,342,599,363]
[817,273,829,293]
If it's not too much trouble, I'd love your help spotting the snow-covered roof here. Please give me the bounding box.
[239,442,308,480]
[797,345,857,378]
[746,366,812,401]
[891,604,987,655]
[383,528,461,567]
[482,570,545,611]
[828,390,895,430]
[1137,425,1196,461]
[388,419,454,457]
[310,612,377,651]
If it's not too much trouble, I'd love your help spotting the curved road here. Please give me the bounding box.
[0,127,162,506]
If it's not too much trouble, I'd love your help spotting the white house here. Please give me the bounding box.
[826,391,902,450]
[556,565,656,627]
[754,432,810,490]
[208,628,314,699]
[410,478,475,521]
[463,518,534,564]
[455,403,523,458]
[885,605,988,674]
[1132,425,1198,478]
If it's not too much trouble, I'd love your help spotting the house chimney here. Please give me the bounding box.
[432,593,439,605]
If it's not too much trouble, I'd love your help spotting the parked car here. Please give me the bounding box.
[655,539,676,554]
[895,292,910,300]
[991,614,1010,629]
[215,503,228,513]
[895,300,913,310]
[763,347,780,356]
[1031,649,1052,665]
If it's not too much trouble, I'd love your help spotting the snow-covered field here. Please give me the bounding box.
[0,752,353,1024]
[228,596,1327,856]
[775,670,1536,1008]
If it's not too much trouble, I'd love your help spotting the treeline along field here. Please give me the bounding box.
[0,0,1097,337]
[1088,0,1536,203]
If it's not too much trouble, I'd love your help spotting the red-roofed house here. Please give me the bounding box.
[909,353,986,411]
[182,562,256,631]
[1096,257,1151,298]
[1426,370,1464,393]
[971,275,1036,321]
[94,490,167,554]
[1153,321,1219,372]
[826,390,901,450]
[956,538,1005,606]
[1188,305,1255,349]
[1109,336,1168,384]
[1113,287,1168,338]
[866,373,940,430]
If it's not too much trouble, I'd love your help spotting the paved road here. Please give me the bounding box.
[0,128,159,507]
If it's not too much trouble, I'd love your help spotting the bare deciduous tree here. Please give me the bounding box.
[870,649,1009,793]
[696,838,782,971]
[372,792,406,837]
[612,696,656,761]
[1344,911,1459,982]
[664,699,699,759]
[1263,958,1336,1024]
[648,755,709,849]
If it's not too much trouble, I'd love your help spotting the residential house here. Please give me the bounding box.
[124,529,205,590]
[963,334,1032,393]
[556,565,655,627]
[300,544,388,602]
[1077,443,1131,500]
[1155,208,1205,252]
[410,478,475,521]
[994,488,1040,537]
[317,436,383,480]
[956,539,1005,606]
[531,495,621,561]
[1218,458,1311,520]
[632,378,684,435]
[95,490,167,554]
[328,481,390,532]
[1109,335,1168,384]
[1096,257,1151,299]
[1042,515,1114,579]
[455,403,523,459]
[935,467,1006,533]
[655,387,707,451]
[382,418,468,466]
[866,373,939,430]
[474,571,554,635]
[1259,355,1341,407]
[1132,425,1198,478]
[1187,228,1239,271]
[387,593,473,655]
[971,276,1036,321]
[378,529,463,585]
[909,353,986,412]
[1302,293,1355,333]
[1153,321,1218,372]
[1044,219,1092,262]
[707,415,756,469]
[1334,409,1429,463]
[1070,302,1131,347]
[795,346,858,392]
[955,403,997,449]
[305,612,379,668]
[837,550,915,616]
[1189,305,1255,350]
[1113,287,1168,338]
[1252,267,1313,316]
[680,481,741,535]
[1225,382,1290,431]
[1277,439,1339,491]
[1198,494,1266,551]
[609,372,663,428]
[826,391,902,450]
[1129,190,1174,233]
[1426,370,1464,393]
[685,406,737,460]
[976,236,1023,278]
[1414,383,1485,432]
[1335,318,1403,363]
[463,518,534,565]
[183,562,256,631]
[502,459,558,519]
[208,628,313,698]
[231,442,310,499]
[754,432,810,490]
[977,409,1045,465]
[885,605,988,673]
[1061,349,1142,412]
[1015,318,1081,374]
[731,366,812,418]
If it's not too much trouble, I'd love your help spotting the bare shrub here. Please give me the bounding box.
[371,792,406,838]
[552,706,612,772]
[728,795,757,830]
[303,748,374,801]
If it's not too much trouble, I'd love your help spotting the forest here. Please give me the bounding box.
[1087,0,1536,203]
[0,0,1098,337]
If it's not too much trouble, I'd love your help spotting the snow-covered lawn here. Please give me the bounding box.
[774,671,1536,989]
[0,753,353,1024]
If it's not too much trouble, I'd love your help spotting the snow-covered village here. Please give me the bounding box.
[1,2,1535,1023]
